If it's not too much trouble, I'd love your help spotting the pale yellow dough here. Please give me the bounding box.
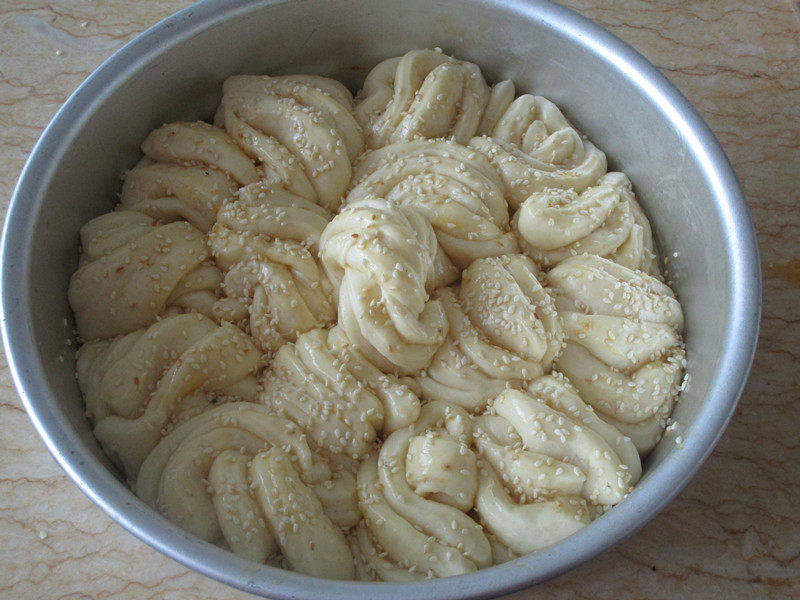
[548,255,686,452]
[70,48,686,582]
[120,121,259,232]
[68,211,222,340]
[417,254,563,412]
[319,196,448,374]
[209,182,336,354]
[355,49,491,149]
[513,172,660,275]
[348,139,518,285]
[470,87,607,209]
[351,402,491,581]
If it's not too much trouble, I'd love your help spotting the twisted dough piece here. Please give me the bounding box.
[215,74,363,211]
[474,382,640,557]
[351,401,491,581]
[77,313,261,478]
[355,49,491,149]
[514,171,659,274]
[547,255,685,452]
[136,403,355,580]
[469,86,607,209]
[319,197,449,374]
[260,325,422,459]
[348,139,518,283]
[418,254,563,412]
[68,211,222,341]
[209,182,336,354]
[120,121,260,232]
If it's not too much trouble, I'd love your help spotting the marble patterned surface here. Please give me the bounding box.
[1,1,798,598]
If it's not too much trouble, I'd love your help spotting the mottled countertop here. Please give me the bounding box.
[1,1,798,598]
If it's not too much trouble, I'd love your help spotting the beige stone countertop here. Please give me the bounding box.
[1,1,798,598]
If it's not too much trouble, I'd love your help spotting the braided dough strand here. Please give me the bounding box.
[348,139,517,282]
[68,211,222,340]
[547,255,685,452]
[320,197,448,374]
[352,401,491,581]
[355,49,491,149]
[209,183,336,354]
[418,254,563,411]
[470,90,607,209]
[120,121,259,232]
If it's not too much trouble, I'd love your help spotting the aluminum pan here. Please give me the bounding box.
[0,0,760,598]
